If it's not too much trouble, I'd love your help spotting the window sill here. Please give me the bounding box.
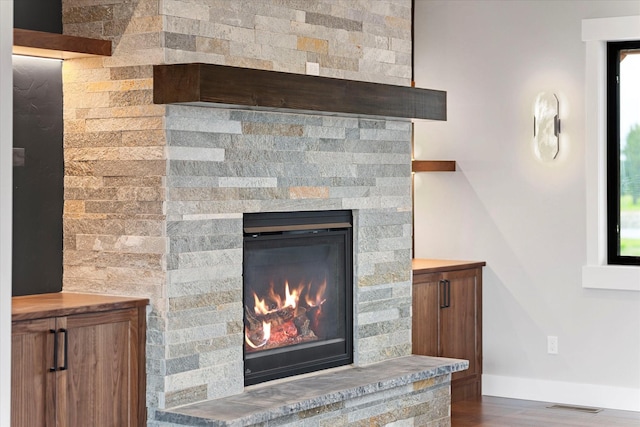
[582,265,640,291]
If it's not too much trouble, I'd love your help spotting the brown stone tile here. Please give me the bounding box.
[63,218,125,235]
[64,186,119,201]
[289,186,329,199]
[85,200,164,215]
[64,200,86,216]
[122,129,166,146]
[297,36,329,54]
[103,176,164,187]
[104,15,162,36]
[64,131,121,148]
[242,122,304,136]
[63,5,114,24]
[306,12,363,32]
[91,159,166,176]
[225,56,274,70]
[109,90,153,107]
[169,290,242,311]
[196,37,230,55]
[316,53,359,71]
[109,64,154,80]
[65,160,96,176]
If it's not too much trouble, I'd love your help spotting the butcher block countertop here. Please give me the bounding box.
[412,259,486,274]
[12,292,148,321]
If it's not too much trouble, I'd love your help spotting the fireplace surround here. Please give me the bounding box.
[243,210,353,385]
[153,102,419,408]
[58,1,453,422]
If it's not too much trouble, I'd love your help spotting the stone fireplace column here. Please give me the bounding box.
[61,0,414,419]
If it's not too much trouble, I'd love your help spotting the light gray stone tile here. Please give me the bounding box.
[162,0,209,20]
[166,354,200,375]
[168,146,225,162]
[357,307,400,326]
[219,176,278,188]
[168,264,242,285]
[165,116,242,134]
[254,14,292,33]
[168,234,242,253]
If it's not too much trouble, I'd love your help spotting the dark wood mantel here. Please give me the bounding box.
[153,63,446,120]
[13,28,112,59]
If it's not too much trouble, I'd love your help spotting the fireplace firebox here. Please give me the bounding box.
[243,210,353,386]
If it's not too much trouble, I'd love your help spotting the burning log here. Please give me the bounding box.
[244,306,262,331]
[254,306,294,325]
[293,307,314,338]
[245,279,327,351]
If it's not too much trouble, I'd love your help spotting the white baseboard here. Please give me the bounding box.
[482,374,640,412]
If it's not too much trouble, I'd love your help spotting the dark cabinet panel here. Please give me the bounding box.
[11,293,148,427]
[12,55,63,296]
[412,259,484,402]
[14,0,62,34]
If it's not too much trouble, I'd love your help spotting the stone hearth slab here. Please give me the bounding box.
[155,355,468,426]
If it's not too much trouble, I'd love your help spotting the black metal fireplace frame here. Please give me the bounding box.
[243,210,353,386]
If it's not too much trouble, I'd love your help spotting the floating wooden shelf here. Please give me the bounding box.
[13,28,112,59]
[412,160,456,172]
[153,63,446,120]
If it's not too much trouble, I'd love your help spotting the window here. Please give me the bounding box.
[607,41,640,265]
[581,16,640,291]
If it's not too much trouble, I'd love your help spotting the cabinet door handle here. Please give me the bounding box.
[58,328,68,371]
[440,280,451,308]
[49,329,58,372]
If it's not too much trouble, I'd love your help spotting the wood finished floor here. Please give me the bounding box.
[451,397,640,427]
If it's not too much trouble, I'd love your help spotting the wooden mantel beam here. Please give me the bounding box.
[13,29,112,59]
[153,63,446,121]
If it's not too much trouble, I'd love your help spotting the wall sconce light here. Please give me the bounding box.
[533,92,561,161]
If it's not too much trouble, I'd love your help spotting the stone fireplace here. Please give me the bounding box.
[59,1,462,424]
[159,101,416,401]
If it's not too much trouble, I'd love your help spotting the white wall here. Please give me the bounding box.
[413,0,640,411]
[0,0,12,424]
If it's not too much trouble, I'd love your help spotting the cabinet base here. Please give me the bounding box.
[452,374,481,402]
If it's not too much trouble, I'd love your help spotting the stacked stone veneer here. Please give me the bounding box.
[62,0,411,85]
[61,0,415,420]
[160,105,413,407]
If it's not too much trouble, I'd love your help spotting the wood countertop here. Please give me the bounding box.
[12,292,148,322]
[412,259,486,274]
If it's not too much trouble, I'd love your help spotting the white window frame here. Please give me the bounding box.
[582,16,640,291]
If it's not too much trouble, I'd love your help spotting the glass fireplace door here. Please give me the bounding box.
[243,210,353,385]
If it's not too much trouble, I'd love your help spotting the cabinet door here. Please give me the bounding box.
[412,272,440,356]
[11,318,57,427]
[59,308,140,427]
[440,268,479,382]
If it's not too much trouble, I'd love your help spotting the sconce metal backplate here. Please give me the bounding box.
[533,92,561,161]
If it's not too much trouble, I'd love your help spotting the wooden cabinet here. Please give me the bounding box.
[11,292,148,427]
[412,259,484,402]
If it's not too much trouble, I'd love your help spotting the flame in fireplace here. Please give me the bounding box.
[244,277,327,351]
[285,282,300,309]
[305,280,327,307]
[245,321,271,349]
[252,281,303,315]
